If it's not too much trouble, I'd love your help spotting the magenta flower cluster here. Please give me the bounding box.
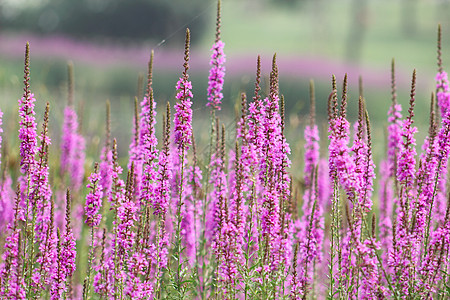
[85,167,103,227]
[2,9,450,300]
[207,40,226,111]
[173,78,193,150]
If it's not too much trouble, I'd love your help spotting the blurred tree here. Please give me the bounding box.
[269,0,305,8]
[0,0,209,45]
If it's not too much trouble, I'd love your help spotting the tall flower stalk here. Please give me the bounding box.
[170,28,194,297]
[207,0,226,112]
[60,62,85,192]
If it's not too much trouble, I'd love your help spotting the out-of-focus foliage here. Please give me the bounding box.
[0,0,208,45]
[269,0,305,8]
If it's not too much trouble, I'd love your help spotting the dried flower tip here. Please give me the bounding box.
[23,42,31,98]
[126,162,135,201]
[293,242,299,268]
[329,74,338,120]
[438,24,443,73]
[430,92,436,133]
[164,102,171,149]
[146,50,154,99]
[340,73,348,118]
[358,75,364,99]
[241,92,247,118]
[408,69,417,121]
[221,123,226,163]
[235,139,240,163]
[183,28,191,77]
[215,0,222,42]
[270,53,279,98]
[65,189,72,230]
[253,55,262,102]
[372,213,376,238]
[357,96,365,140]
[207,21,226,111]
[391,58,397,105]
[365,109,372,151]
[112,138,118,164]
[174,29,193,149]
[42,102,50,137]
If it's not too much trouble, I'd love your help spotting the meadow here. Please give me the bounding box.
[2,0,450,299]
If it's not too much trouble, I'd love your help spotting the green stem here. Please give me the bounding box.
[424,160,442,253]
[173,147,186,298]
[83,226,95,300]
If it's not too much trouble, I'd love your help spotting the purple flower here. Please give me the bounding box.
[436,71,450,116]
[93,232,115,297]
[210,149,244,289]
[61,228,77,277]
[0,109,2,167]
[0,175,14,233]
[295,122,324,295]
[0,109,14,232]
[357,238,388,299]
[397,71,418,192]
[257,64,292,272]
[59,107,86,240]
[110,142,138,266]
[85,165,103,227]
[0,228,26,299]
[60,107,77,179]
[18,92,38,175]
[328,115,356,198]
[99,147,113,197]
[396,118,417,188]
[61,105,86,192]
[387,103,403,176]
[116,199,138,256]
[124,251,154,299]
[139,96,158,157]
[139,93,159,207]
[351,114,375,213]
[72,132,86,191]
[303,124,319,188]
[58,194,77,296]
[173,30,193,151]
[173,79,193,150]
[379,98,403,268]
[182,164,203,265]
[418,220,450,296]
[27,105,55,291]
[153,146,171,218]
[207,40,226,111]
[378,160,393,267]
[209,152,228,243]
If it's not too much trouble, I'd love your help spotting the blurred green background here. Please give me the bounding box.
[0,0,449,169]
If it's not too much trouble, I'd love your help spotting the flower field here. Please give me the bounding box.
[1,1,450,299]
